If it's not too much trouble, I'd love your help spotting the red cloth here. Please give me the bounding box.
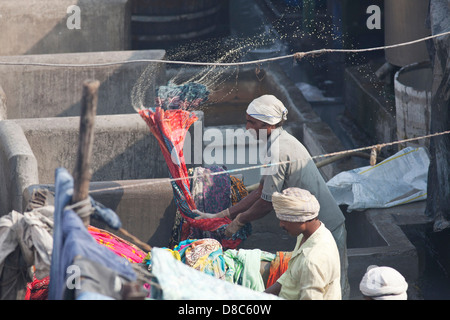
[25,274,49,300]
[266,251,292,288]
[139,107,243,248]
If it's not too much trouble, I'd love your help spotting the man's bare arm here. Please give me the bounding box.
[264,282,282,296]
[237,197,273,224]
[228,181,264,219]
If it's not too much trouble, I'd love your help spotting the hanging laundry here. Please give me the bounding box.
[49,168,137,300]
[191,166,231,214]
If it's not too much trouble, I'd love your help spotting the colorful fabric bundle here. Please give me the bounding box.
[139,106,251,249]
[25,274,50,300]
[174,239,227,280]
[230,175,249,205]
[191,166,231,214]
[87,226,146,264]
[26,227,146,300]
[144,238,226,280]
[266,251,292,288]
[168,173,250,248]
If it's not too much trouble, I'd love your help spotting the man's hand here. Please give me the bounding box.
[193,208,229,220]
[225,214,245,237]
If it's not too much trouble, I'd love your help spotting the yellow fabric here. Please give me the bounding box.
[277,223,341,300]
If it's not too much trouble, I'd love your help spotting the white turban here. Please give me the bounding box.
[246,95,288,125]
[359,265,408,300]
[272,188,320,222]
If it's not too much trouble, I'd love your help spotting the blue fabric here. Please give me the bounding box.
[49,167,74,300]
[90,199,122,230]
[49,168,135,300]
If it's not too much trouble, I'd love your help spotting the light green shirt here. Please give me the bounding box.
[260,127,345,232]
[277,223,341,300]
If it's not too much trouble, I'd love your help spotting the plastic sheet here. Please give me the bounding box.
[326,147,429,211]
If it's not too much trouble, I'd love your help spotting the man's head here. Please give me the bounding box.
[246,95,288,139]
[272,187,320,237]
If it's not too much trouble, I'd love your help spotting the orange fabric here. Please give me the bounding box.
[266,251,292,288]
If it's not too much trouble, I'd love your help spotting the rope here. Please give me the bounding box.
[0,31,448,68]
[88,129,450,195]
[64,197,93,218]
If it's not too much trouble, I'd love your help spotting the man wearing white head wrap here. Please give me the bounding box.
[271,187,320,222]
[194,94,349,299]
[359,265,408,300]
[246,95,288,126]
[264,188,341,300]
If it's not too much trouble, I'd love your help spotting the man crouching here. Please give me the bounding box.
[264,187,341,300]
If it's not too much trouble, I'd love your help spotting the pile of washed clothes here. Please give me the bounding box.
[0,167,283,300]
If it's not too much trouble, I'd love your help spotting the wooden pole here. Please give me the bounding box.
[72,79,100,228]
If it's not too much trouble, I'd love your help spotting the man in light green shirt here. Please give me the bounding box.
[265,187,341,300]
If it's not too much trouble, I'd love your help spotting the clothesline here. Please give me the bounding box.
[0,31,449,68]
[88,129,450,195]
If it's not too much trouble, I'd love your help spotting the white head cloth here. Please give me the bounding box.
[359,265,408,300]
[246,95,288,125]
[272,188,320,222]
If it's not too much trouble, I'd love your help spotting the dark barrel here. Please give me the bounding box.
[131,0,230,50]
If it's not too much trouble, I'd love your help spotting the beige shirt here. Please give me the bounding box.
[260,128,345,232]
[277,223,341,300]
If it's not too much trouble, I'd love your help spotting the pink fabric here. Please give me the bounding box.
[88,226,146,263]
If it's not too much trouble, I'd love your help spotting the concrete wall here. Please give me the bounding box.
[0,50,166,120]
[303,122,356,181]
[0,0,131,56]
[0,110,203,216]
[14,114,167,184]
[344,64,398,156]
[0,121,39,216]
[0,86,6,120]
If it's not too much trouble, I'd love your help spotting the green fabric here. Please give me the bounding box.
[223,249,275,292]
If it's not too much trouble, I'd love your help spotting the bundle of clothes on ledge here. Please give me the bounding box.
[0,166,288,300]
